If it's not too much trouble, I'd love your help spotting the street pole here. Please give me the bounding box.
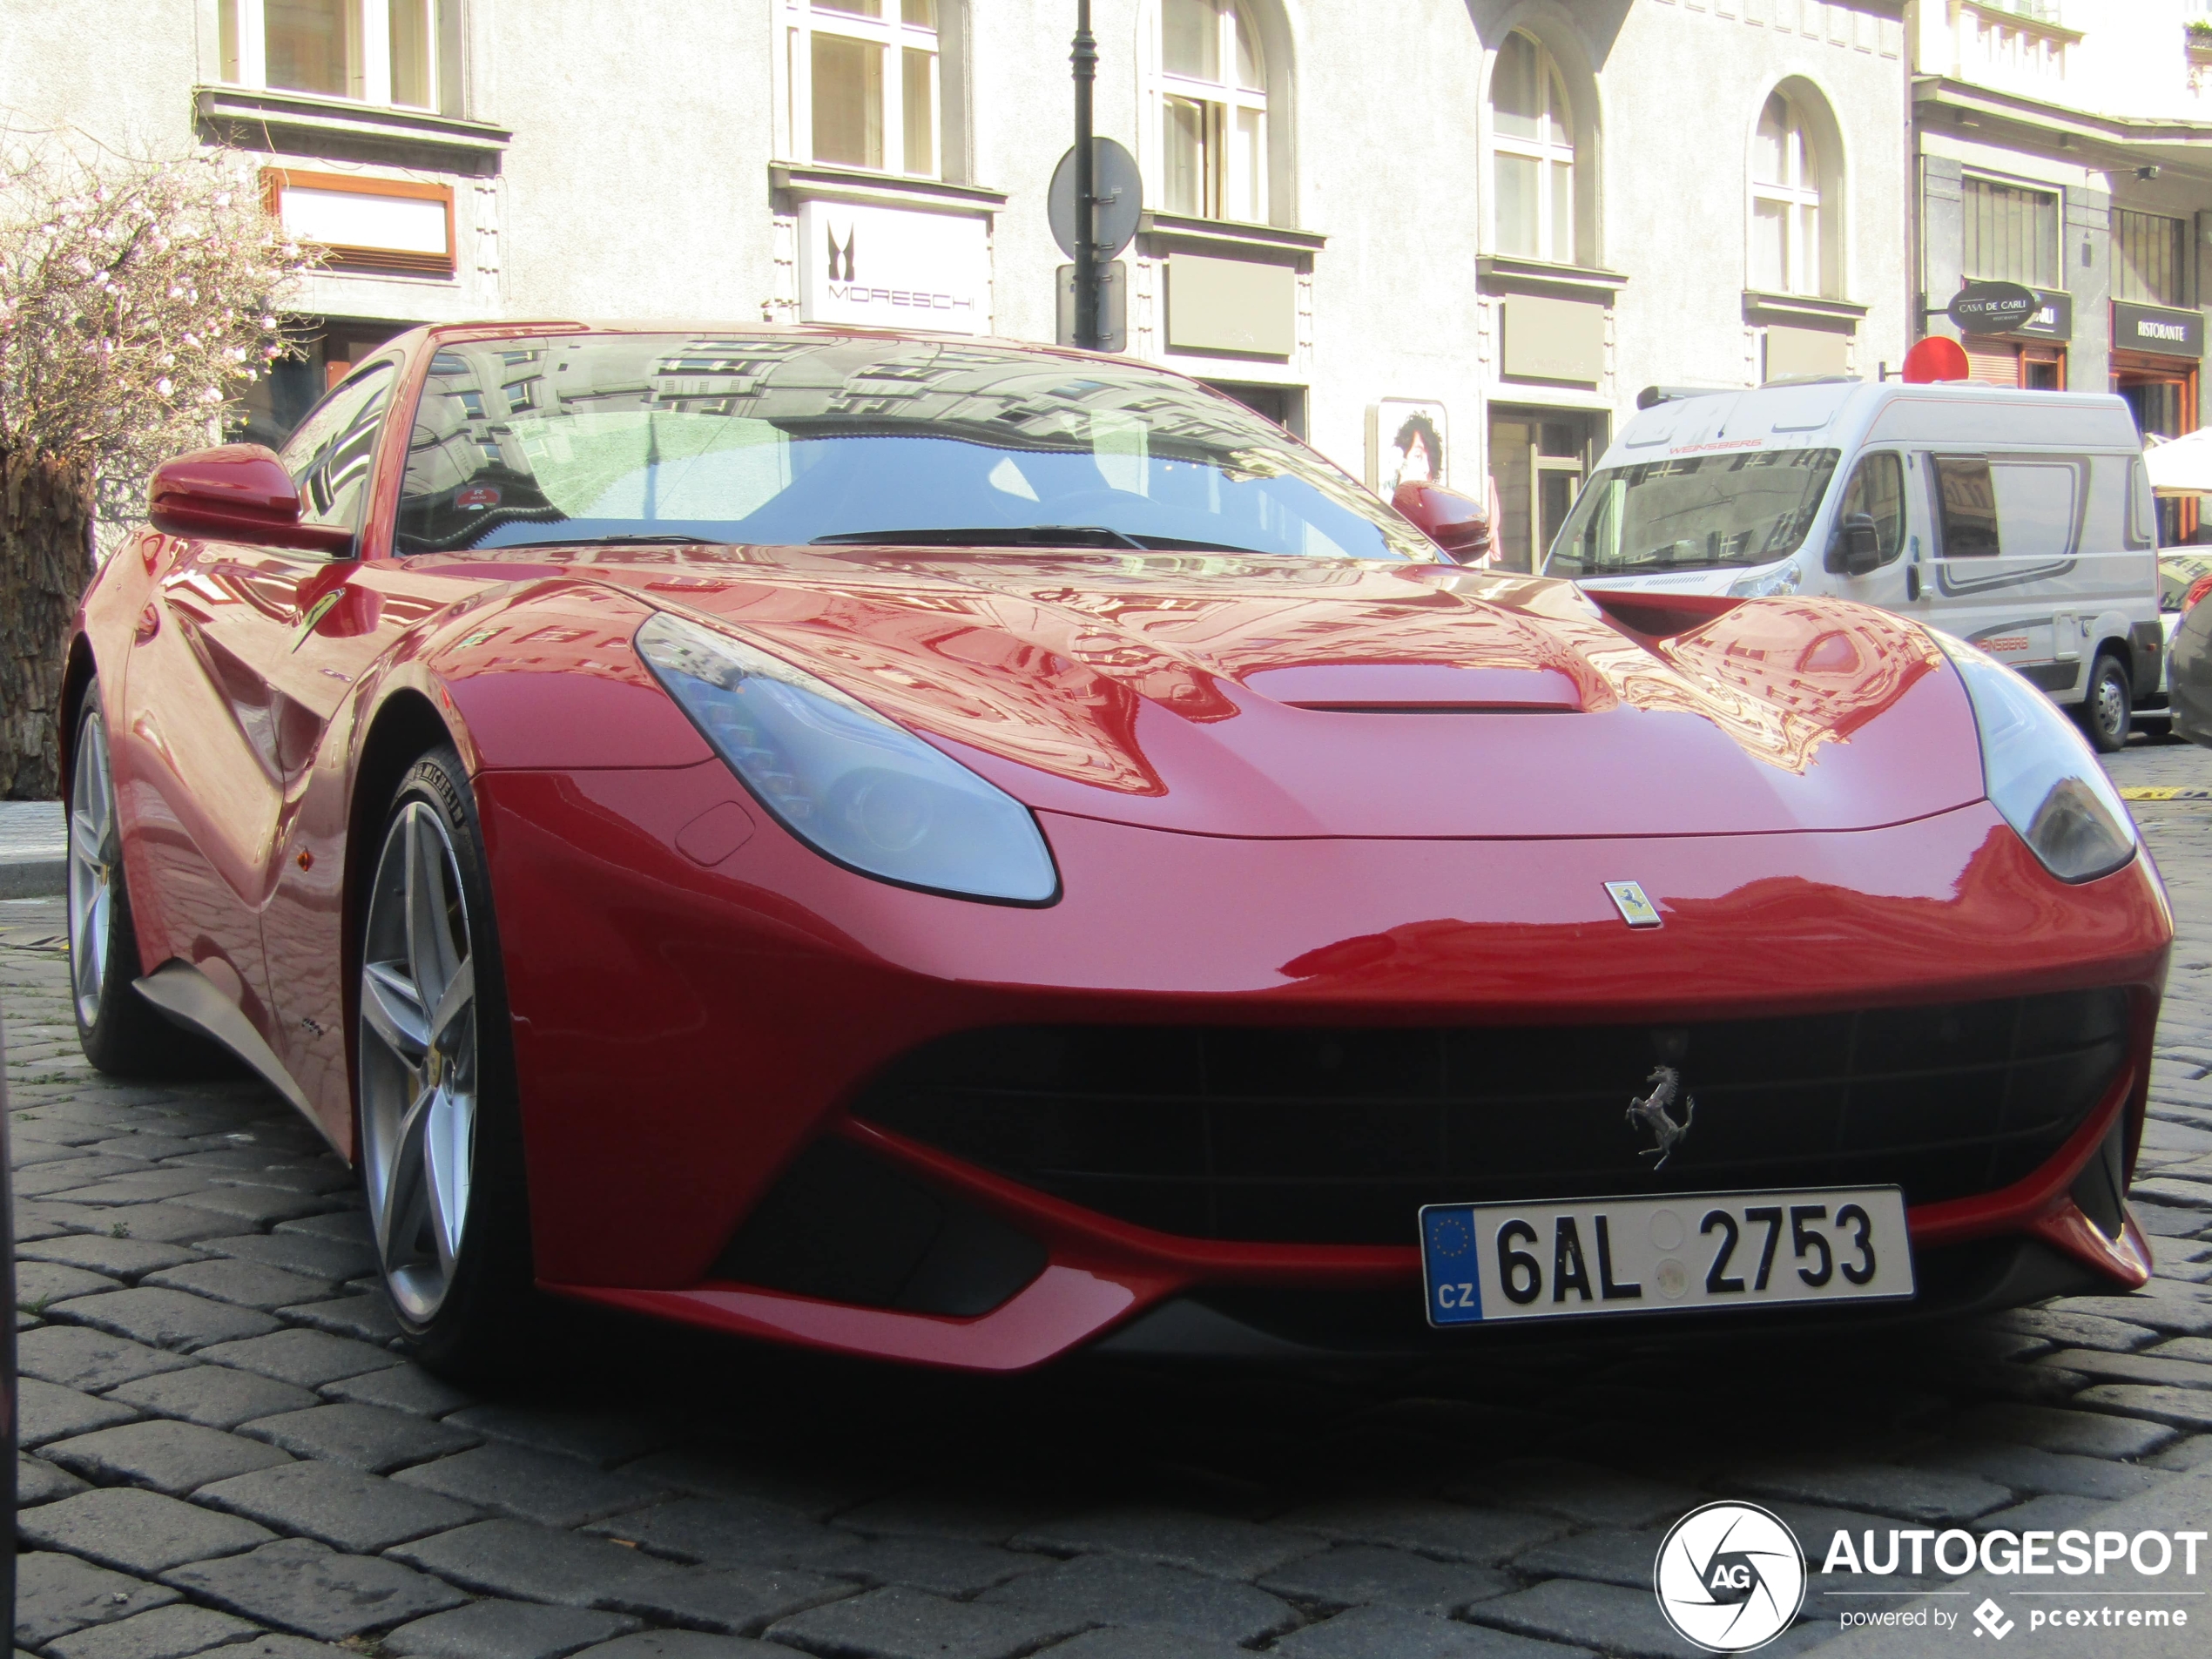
[1071,0,1097,349]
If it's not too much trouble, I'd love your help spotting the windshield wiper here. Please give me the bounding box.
[496,532,722,550]
[812,525,1147,550]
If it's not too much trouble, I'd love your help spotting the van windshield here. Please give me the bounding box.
[1544,448,1841,577]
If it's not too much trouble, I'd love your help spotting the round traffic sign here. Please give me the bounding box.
[1049,138,1143,261]
[1900,336,1970,383]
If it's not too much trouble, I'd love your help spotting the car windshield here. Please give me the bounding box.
[2161,554,2212,611]
[395,334,1435,562]
[1543,448,1842,577]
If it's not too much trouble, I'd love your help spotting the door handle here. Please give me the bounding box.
[136,604,159,643]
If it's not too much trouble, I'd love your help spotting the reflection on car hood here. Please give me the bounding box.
[447,543,1978,838]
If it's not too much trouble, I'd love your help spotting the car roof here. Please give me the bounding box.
[1608,379,2144,467]
[414,319,1149,369]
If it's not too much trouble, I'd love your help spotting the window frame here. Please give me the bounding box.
[1750,91,1824,298]
[1929,453,2001,560]
[2115,208,2189,308]
[219,0,459,115]
[1831,449,1906,569]
[1146,0,1271,225]
[1489,30,1576,266]
[1961,172,2060,290]
[783,0,946,180]
[278,359,397,541]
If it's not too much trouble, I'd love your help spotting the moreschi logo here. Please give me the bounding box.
[1654,1502,1806,1653]
[826,220,856,282]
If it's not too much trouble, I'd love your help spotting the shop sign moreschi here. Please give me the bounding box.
[796,201,988,334]
[2113,300,2203,359]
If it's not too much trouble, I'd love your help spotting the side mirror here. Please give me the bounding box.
[147,445,355,556]
[1825,512,1882,577]
[1393,482,1493,562]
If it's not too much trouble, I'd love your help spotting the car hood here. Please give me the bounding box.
[458,544,1980,839]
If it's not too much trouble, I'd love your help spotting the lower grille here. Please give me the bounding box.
[853,991,2130,1245]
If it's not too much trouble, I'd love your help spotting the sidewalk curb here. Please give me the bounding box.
[0,858,65,900]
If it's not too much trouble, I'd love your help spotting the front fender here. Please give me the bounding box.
[421,581,711,772]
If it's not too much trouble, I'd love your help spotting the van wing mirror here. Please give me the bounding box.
[1393,482,1493,562]
[147,445,355,556]
[1825,512,1882,577]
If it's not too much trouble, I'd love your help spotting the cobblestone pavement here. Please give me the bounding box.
[10,736,2212,1659]
[0,803,64,901]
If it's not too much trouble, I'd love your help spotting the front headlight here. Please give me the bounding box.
[635,612,1059,903]
[1932,630,2137,883]
[1729,559,1803,598]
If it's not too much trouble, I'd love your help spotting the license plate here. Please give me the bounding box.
[1419,1186,1915,1326]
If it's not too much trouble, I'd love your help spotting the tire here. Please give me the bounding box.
[68,686,226,1076]
[355,745,538,1379]
[2077,652,2132,755]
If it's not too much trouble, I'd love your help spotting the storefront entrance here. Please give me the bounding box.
[231,317,413,449]
[1204,381,1307,438]
[1965,337,2067,390]
[2115,353,2200,543]
[1487,407,1606,573]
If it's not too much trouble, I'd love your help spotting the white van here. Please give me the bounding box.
[1541,381,2161,752]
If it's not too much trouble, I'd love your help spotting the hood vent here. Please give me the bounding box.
[1242,664,1583,713]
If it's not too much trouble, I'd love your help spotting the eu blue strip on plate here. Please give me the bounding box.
[1421,1204,1484,1325]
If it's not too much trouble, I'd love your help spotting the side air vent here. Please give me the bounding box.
[711,1139,1046,1318]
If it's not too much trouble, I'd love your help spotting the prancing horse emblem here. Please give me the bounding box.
[1627,1065,1695,1169]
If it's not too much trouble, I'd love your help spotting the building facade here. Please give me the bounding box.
[1909,0,2212,539]
[3,0,1914,570]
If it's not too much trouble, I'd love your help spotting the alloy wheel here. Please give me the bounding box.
[359,800,479,1325]
[68,708,117,1028]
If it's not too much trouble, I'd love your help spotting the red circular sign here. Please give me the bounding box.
[1901,337,1970,384]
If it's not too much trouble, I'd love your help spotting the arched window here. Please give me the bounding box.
[787,0,946,178]
[1157,0,1268,222]
[1492,31,1575,264]
[1751,91,1824,295]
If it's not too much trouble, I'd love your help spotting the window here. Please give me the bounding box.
[788,0,941,178]
[1963,176,2059,289]
[1832,452,1905,565]
[2128,460,2157,551]
[1491,32,1575,264]
[1157,0,1267,222]
[1751,92,1824,296]
[1545,449,1842,577]
[279,362,394,535]
[1931,455,2000,557]
[2116,209,2188,307]
[218,1,455,113]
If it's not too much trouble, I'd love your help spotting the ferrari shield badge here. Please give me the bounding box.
[1605,880,1662,929]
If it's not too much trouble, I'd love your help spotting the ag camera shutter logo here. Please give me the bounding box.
[1654,1501,1806,1653]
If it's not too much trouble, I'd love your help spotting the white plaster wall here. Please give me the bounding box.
[1597,0,1912,401]
[484,0,776,321]
[3,0,1914,488]
[0,0,199,157]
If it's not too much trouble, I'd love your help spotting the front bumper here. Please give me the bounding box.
[476,761,2169,1372]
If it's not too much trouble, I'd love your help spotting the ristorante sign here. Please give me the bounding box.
[2113,300,2203,359]
[797,201,988,334]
